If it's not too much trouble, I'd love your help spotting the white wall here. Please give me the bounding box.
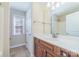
[32,2,51,35]
[32,3,44,35]
[0,2,10,56]
[0,4,5,56]
[10,8,26,47]
[25,4,34,56]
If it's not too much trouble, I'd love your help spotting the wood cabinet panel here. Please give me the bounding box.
[53,45,61,56]
[47,53,53,57]
[40,40,54,51]
[47,53,55,57]
[34,37,79,57]
[46,50,57,57]
[34,37,46,57]
[36,45,44,57]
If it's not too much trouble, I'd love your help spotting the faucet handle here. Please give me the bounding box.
[53,33,59,38]
[56,33,59,35]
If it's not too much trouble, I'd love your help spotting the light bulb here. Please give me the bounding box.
[47,2,51,7]
[56,3,60,7]
[52,6,55,10]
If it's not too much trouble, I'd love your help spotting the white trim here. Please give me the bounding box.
[10,43,26,48]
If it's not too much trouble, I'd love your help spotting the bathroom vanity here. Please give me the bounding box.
[33,2,79,57]
[34,34,79,57]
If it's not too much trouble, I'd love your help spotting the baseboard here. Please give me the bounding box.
[10,43,26,48]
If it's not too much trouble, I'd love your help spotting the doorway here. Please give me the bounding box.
[9,2,32,57]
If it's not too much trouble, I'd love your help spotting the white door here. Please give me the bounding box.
[10,15,26,48]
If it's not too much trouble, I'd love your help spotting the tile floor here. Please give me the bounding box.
[10,45,30,57]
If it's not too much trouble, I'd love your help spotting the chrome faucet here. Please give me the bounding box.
[52,33,59,38]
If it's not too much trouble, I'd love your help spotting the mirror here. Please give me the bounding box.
[66,11,79,36]
[51,2,79,36]
[51,15,66,35]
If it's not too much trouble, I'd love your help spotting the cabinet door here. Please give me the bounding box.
[36,45,46,57]
[53,45,61,56]
[34,38,46,57]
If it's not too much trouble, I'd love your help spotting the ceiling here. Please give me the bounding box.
[10,2,32,11]
[10,2,79,16]
[52,2,79,16]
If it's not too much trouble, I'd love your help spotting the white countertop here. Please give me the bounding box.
[33,33,79,54]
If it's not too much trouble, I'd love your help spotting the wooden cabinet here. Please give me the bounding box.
[34,37,58,57]
[60,48,79,57]
[53,45,61,57]
[46,50,57,57]
[34,37,46,57]
[34,37,79,57]
[36,45,45,57]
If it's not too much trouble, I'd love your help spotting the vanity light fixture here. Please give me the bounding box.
[47,2,64,10]
[47,2,51,8]
[55,2,61,7]
[51,5,55,10]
